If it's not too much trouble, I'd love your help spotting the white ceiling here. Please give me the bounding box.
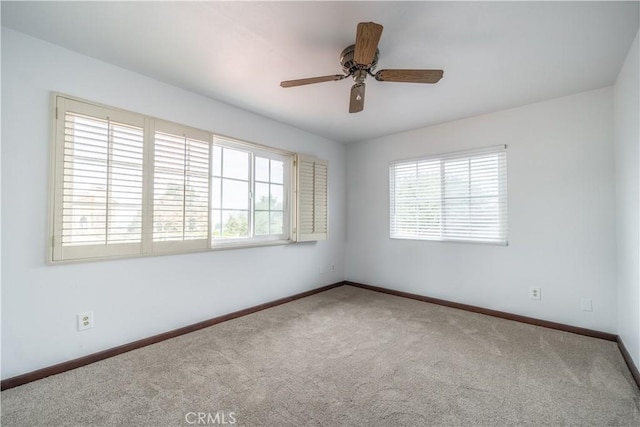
[2,1,638,143]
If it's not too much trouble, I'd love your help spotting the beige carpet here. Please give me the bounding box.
[2,285,639,426]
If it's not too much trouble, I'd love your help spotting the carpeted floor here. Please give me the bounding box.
[2,285,639,426]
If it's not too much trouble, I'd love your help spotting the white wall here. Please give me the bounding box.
[614,31,640,368]
[0,28,346,379]
[346,87,617,333]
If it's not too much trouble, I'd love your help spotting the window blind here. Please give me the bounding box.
[390,146,507,245]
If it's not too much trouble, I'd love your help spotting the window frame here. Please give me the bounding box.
[210,136,293,247]
[389,145,508,246]
[48,93,315,264]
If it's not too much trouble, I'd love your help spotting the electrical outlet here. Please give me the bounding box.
[78,311,94,331]
[331,264,336,272]
[529,287,542,300]
[581,298,593,312]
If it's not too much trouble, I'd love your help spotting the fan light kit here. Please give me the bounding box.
[280,22,444,113]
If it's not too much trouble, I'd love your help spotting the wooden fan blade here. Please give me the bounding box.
[375,69,444,83]
[349,83,365,113]
[280,74,345,88]
[354,22,383,65]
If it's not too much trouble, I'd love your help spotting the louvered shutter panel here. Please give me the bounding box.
[152,121,210,252]
[52,98,145,261]
[296,156,328,242]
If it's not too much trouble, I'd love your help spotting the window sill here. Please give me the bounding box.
[48,239,295,265]
[390,236,508,247]
[210,238,294,251]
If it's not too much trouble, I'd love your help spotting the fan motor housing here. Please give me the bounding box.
[340,44,379,74]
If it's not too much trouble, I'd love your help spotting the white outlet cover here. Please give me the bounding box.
[529,287,542,300]
[77,311,94,331]
[581,299,593,312]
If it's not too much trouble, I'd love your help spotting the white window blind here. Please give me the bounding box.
[296,155,328,242]
[390,145,508,245]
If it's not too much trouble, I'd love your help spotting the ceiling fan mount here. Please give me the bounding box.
[340,44,379,77]
[281,22,444,113]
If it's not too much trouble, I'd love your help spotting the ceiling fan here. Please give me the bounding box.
[280,22,444,113]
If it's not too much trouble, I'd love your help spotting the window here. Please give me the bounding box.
[389,145,508,245]
[210,137,290,244]
[50,94,327,262]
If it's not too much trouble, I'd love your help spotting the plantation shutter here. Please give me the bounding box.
[390,145,508,245]
[152,121,210,252]
[52,97,145,261]
[296,155,328,242]
[50,93,300,263]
